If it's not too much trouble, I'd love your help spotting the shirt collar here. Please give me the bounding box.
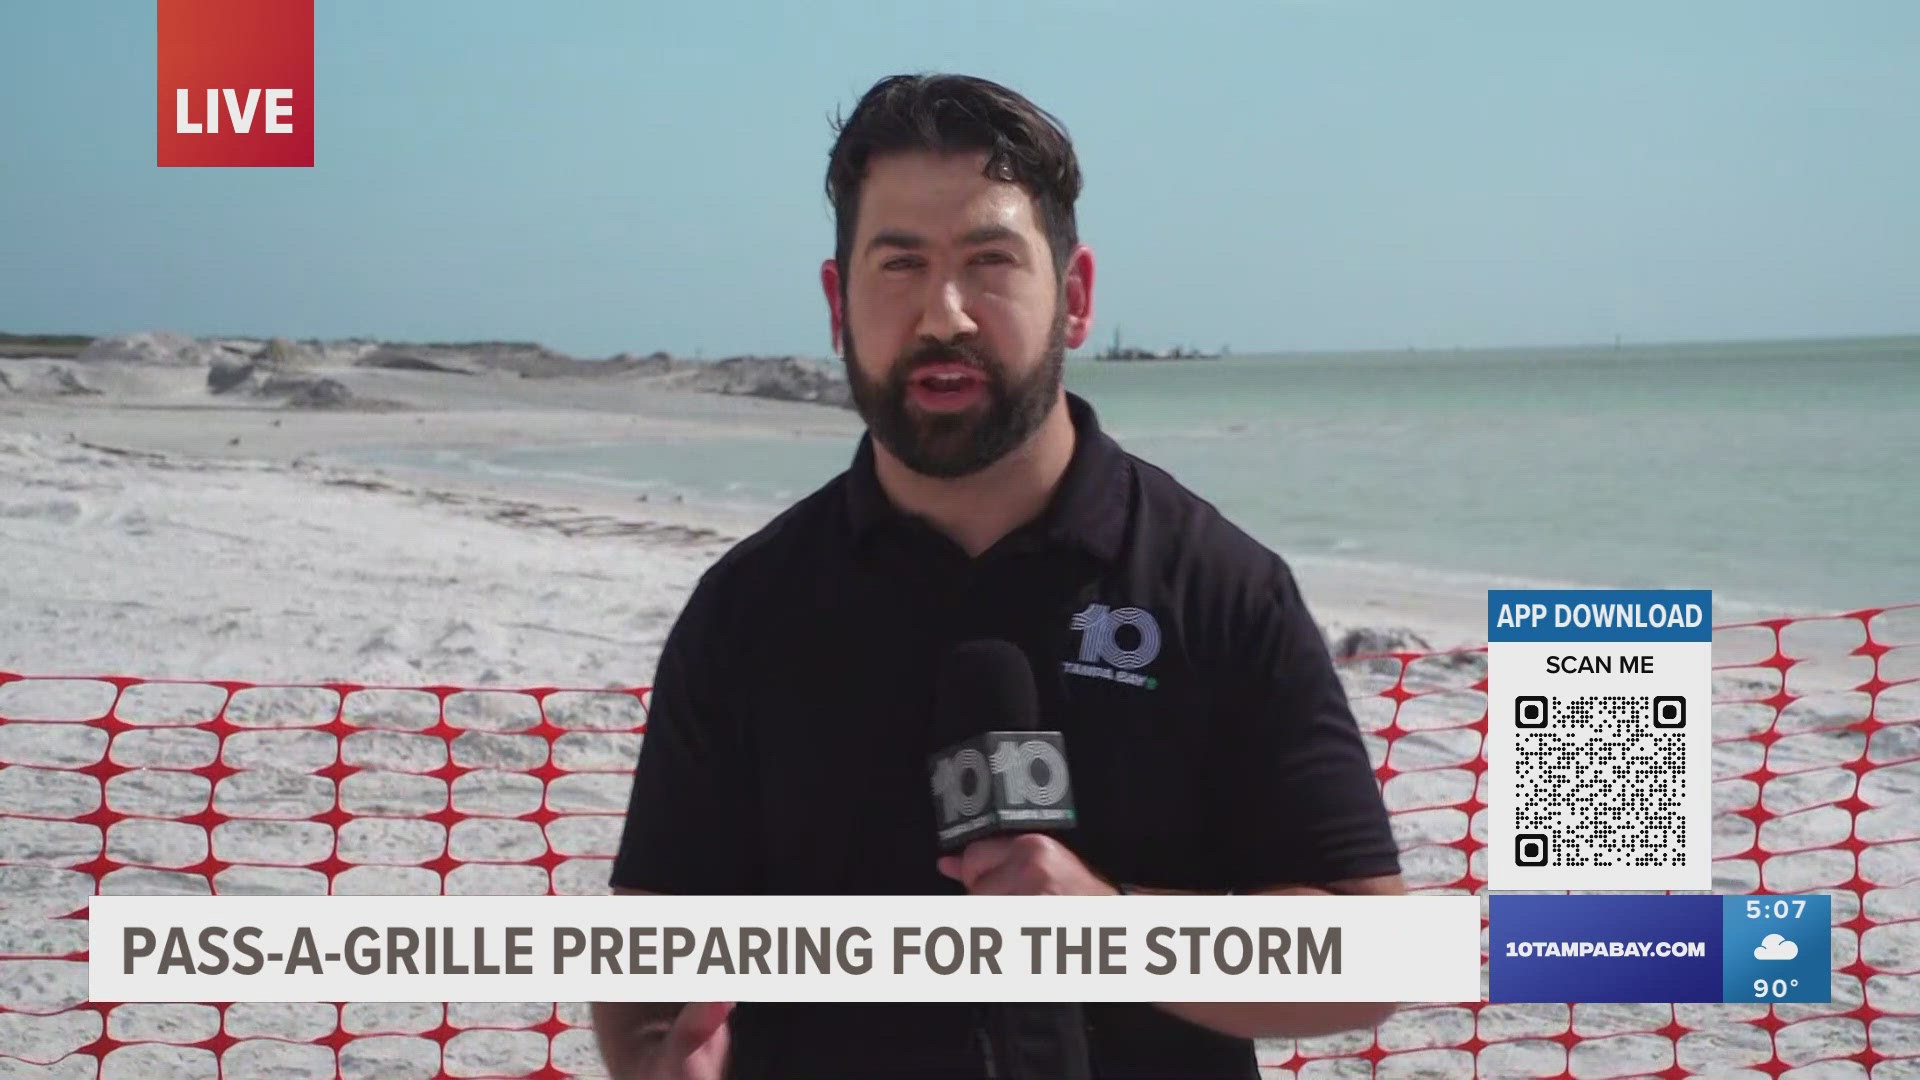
[843,391,1130,564]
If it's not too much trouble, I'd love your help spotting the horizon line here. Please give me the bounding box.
[3,326,1916,361]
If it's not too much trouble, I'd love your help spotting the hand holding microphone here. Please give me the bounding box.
[936,832,1115,895]
[926,638,1111,895]
[925,639,1102,1080]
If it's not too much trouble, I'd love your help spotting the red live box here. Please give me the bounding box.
[157,0,314,167]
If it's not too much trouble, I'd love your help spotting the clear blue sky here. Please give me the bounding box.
[3,1,1916,358]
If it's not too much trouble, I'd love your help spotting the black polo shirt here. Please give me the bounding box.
[611,392,1400,1079]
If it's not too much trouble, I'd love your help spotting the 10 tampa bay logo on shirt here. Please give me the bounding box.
[1063,603,1161,689]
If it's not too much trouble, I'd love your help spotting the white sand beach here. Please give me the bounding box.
[0,337,1512,1077]
[1,338,1499,690]
[5,336,1907,1079]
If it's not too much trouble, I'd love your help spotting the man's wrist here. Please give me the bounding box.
[625,1019,674,1076]
[635,1018,673,1042]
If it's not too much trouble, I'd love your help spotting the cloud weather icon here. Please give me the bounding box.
[1754,934,1799,961]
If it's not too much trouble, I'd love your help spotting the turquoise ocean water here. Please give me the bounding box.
[371,337,1918,614]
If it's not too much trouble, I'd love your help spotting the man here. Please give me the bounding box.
[593,73,1404,1079]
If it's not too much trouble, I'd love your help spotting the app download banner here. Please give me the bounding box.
[1486,589,1713,893]
[1490,895,1831,1003]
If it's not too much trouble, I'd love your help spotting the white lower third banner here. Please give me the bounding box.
[90,894,1480,1003]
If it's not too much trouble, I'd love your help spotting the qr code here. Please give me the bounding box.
[1512,695,1687,868]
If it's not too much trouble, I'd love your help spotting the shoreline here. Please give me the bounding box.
[5,350,1883,688]
[4,391,1846,685]
[3,390,1493,662]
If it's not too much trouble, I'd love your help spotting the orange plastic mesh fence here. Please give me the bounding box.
[1,601,1915,1078]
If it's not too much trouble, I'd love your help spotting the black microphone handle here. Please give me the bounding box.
[934,641,1093,1080]
[988,1001,1093,1080]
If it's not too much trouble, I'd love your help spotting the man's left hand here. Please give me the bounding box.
[935,834,1118,895]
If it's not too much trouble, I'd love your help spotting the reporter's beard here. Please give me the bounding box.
[844,309,1067,481]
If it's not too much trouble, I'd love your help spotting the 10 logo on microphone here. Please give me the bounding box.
[929,732,1077,849]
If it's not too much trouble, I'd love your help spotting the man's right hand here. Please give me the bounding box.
[594,1000,734,1080]
[594,891,736,1078]
[647,1001,734,1080]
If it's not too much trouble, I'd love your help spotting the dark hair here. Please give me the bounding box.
[826,74,1082,287]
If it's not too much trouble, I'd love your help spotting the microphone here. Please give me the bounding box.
[927,639,1077,852]
[926,640,1091,1080]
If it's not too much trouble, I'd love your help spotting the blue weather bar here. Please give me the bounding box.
[1489,894,1830,1003]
